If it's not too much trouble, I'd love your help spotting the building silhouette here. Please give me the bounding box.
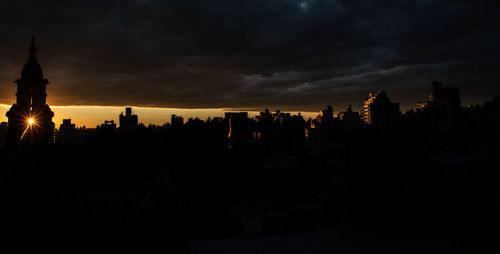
[119,107,138,130]
[316,105,334,127]
[171,114,184,128]
[59,119,76,132]
[416,81,462,130]
[5,38,54,146]
[417,81,461,111]
[225,112,252,147]
[361,91,400,129]
[255,109,274,144]
[484,95,500,115]
[100,120,117,129]
[0,122,8,146]
[55,119,86,145]
[430,81,461,109]
[337,105,362,132]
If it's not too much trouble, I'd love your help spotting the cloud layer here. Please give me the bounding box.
[1,0,499,111]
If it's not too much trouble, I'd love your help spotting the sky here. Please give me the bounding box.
[1,0,500,126]
[0,104,317,128]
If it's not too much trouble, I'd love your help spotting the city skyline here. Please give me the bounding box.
[0,41,494,128]
[2,88,494,128]
[0,40,495,129]
[1,85,497,128]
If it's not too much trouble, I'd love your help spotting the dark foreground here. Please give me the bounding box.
[1,121,499,253]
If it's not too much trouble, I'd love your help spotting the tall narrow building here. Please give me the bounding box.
[361,91,400,129]
[6,38,54,146]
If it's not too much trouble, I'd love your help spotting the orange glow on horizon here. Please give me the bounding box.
[0,104,318,128]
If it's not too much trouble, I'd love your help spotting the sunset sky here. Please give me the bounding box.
[1,0,500,126]
[0,104,318,128]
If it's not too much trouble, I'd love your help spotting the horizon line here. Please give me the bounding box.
[0,104,322,113]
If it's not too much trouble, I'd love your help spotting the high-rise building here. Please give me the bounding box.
[6,38,54,146]
[315,105,334,127]
[225,112,251,141]
[119,107,138,130]
[56,119,85,145]
[418,81,461,111]
[59,119,76,132]
[361,91,400,128]
[430,81,461,109]
[416,81,462,130]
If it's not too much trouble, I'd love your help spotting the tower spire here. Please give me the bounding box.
[29,36,37,59]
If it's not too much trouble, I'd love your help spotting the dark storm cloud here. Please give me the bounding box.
[1,0,499,111]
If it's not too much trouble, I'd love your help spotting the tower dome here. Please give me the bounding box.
[21,37,44,81]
